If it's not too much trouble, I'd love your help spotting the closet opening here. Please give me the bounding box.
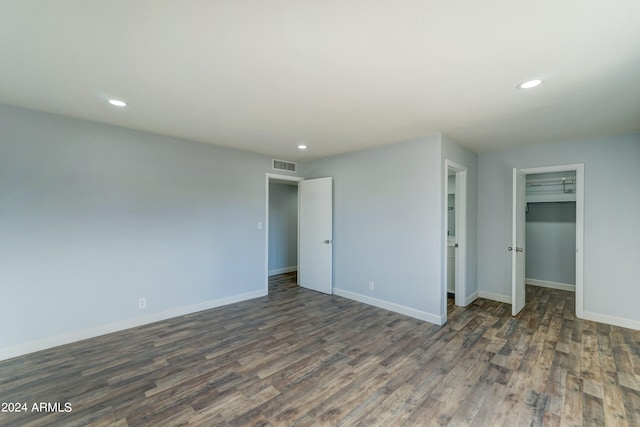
[512,163,584,319]
[525,172,577,292]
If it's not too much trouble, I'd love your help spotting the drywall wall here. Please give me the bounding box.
[268,182,298,274]
[0,103,298,357]
[303,136,444,323]
[525,202,576,286]
[478,133,640,327]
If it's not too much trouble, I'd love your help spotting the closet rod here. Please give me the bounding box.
[526,176,576,186]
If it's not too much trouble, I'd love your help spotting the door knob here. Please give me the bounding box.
[516,247,524,252]
[324,239,332,244]
[508,247,513,251]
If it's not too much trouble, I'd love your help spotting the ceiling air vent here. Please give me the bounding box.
[272,159,297,172]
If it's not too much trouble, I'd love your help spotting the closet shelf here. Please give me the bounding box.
[526,174,576,203]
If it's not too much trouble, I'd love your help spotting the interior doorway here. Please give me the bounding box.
[446,171,456,299]
[264,174,334,296]
[268,180,299,276]
[511,164,584,318]
[444,160,467,319]
[265,174,303,294]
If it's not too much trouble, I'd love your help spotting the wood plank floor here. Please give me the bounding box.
[1,273,639,426]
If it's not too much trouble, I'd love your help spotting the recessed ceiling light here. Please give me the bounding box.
[517,79,543,89]
[297,144,308,150]
[108,99,127,107]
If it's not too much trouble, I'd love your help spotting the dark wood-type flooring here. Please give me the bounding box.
[1,273,639,426]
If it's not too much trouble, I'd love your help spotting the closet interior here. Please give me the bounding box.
[525,171,577,290]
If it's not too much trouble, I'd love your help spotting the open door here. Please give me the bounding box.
[299,177,333,294]
[511,168,526,315]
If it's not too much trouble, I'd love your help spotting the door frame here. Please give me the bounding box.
[443,160,467,318]
[264,173,304,294]
[519,163,584,318]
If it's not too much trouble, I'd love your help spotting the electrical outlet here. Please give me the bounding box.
[139,297,146,309]
[369,281,375,291]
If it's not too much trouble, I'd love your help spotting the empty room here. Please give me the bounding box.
[1,1,639,426]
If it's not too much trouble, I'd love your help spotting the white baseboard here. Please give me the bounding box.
[465,291,479,306]
[526,278,575,292]
[0,289,267,362]
[333,288,444,326]
[582,311,640,331]
[268,266,297,276]
[478,291,511,304]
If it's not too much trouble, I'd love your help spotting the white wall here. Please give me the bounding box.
[478,133,640,327]
[304,136,445,323]
[268,183,298,274]
[0,104,299,359]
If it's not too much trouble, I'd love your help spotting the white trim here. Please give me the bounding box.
[334,288,444,326]
[582,311,640,331]
[268,266,297,276]
[0,290,266,362]
[521,163,584,319]
[465,291,479,306]
[266,173,304,182]
[526,278,575,292]
[478,291,511,304]
[265,173,304,295]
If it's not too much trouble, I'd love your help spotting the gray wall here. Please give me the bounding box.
[442,134,479,306]
[478,133,640,323]
[304,137,444,319]
[303,134,478,321]
[525,202,576,285]
[0,104,297,351]
[268,183,298,273]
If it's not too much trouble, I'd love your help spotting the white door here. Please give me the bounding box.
[299,177,333,294]
[511,168,526,315]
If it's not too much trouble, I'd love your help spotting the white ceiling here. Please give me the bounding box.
[1,1,639,160]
